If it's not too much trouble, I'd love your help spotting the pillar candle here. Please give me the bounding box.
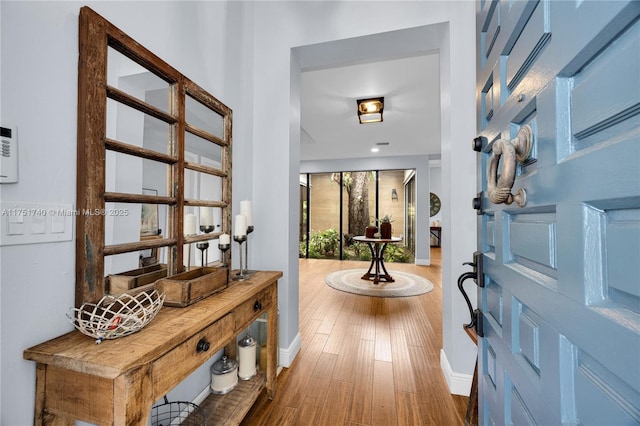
[184,213,196,236]
[219,233,230,245]
[238,344,256,379]
[234,214,247,237]
[200,207,213,227]
[240,200,253,227]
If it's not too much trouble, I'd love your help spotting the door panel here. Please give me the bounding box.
[476,1,640,424]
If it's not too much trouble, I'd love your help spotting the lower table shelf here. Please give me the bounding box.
[199,371,266,425]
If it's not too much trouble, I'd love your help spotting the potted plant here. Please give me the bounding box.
[379,215,393,239]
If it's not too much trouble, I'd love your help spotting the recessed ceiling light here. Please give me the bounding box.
[371,147,379,153]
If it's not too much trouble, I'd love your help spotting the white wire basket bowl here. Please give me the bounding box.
[67,289,165,343]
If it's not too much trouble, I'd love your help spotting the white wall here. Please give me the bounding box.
[437,2,478,394]
[0,2,253,424]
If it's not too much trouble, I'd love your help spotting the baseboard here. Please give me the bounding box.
[440,349,473,396]
[415,258,431,266]
[193,384,212,406]
[279,332,301,367]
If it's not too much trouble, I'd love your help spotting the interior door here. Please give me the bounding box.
[475,1,640,424]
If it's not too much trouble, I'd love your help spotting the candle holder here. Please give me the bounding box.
[218,243,230,267]
[196,224,214,267]
[184,238,193,271]
[200,225,215,234]
[232,234,248,281]
[243,226,257,277]
[196,242,209,267]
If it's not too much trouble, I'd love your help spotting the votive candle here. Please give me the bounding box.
[219,233,230,245]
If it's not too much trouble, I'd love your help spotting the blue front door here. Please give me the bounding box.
[475,1,640,424]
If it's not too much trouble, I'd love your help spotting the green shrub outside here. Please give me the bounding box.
[300,229,413,263]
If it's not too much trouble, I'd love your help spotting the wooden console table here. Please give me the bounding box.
[24,270,281,425]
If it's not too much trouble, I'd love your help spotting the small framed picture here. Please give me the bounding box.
[141,188,159,237]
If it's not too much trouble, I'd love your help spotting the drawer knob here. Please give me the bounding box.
[253,301,263,312]
[196,338,210,353]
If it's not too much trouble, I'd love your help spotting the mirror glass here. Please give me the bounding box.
[101,57,225,286]
[186,95,224,138]
[107,47,170,114]
[183,205,224,268]
[103,51,174,282]
[106,99,173,155]
[105,151,171,196]
[185,132,223,167]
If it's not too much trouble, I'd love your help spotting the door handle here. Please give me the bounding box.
[458,252,484,329]
[487,125,532,207]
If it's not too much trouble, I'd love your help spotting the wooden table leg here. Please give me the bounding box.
[376,243,394,283]
[34,363,46,426]
[361,242,377,281]
[114,366,154,425]
[266,301,278,400]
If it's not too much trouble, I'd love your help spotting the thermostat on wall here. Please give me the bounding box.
[0,125,18,184]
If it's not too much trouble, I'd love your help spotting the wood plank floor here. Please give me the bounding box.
[241,248,469,425]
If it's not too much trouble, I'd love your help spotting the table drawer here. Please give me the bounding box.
[152,313,234,396]
[234,286,273,331]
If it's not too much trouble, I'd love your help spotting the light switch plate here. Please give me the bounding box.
[1,201,74,246]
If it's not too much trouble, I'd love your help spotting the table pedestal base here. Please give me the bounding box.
[362,241,395,284]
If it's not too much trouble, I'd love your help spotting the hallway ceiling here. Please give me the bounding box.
[300,52,441,162]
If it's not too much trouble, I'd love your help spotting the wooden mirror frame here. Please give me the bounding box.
[76,7,232,306]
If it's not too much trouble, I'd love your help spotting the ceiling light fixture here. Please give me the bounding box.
[357,97,384,124]
[371,147,379,153]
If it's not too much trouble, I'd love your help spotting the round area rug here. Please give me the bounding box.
[324,269,434,297]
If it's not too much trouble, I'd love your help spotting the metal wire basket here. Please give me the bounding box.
[151,396,206,426]
[67,289,165,344]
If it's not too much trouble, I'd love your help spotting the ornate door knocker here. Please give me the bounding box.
[487,125,532,207]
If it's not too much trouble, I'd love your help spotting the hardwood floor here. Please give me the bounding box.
[241,248,469,425]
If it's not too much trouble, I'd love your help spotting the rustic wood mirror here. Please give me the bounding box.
[76,7,232,306]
